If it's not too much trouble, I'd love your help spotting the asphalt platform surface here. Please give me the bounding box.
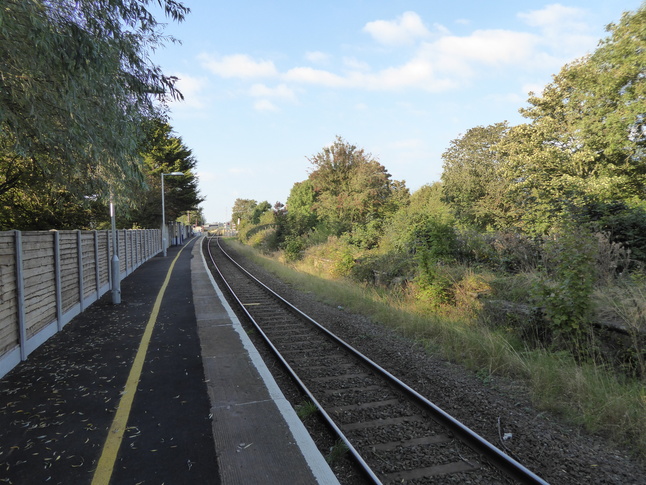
[0,236,337,485]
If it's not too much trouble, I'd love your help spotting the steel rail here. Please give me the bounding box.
[206,236,549,485]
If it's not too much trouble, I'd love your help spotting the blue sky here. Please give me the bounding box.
[150,1,643,223]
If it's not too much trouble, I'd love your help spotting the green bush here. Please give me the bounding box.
[333,248,356,277]
[533,227,597,352]
[347,219,383,249]
[350,252,413,286]
[246,227,279,253]
[282,236,306,262]
[412,216,458,261]
[577,200,646,263]
[456,230,541,273]
[413,249,454,307]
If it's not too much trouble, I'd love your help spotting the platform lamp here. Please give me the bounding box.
[161,172,184,256]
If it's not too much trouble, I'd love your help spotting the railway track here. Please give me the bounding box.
[205,236,549,485]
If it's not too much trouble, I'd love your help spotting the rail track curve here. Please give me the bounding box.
[204,236,549,485]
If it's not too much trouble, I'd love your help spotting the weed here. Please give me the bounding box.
[476,368,493,385]
[295,401,318,420]
[326,440,349,464]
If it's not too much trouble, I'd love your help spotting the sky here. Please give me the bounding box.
[149,1,643,223]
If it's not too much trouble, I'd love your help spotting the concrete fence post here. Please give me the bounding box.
[94,230,100,300]
[77,231,85,312]
[123,230,128,276]
[107,230,112,290]
[15,230,27,361]
[54,231,63,332]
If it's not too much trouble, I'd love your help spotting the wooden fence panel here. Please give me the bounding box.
[118,231,126,275]
[134,231,141,267]
[98,232,110,290]
[59,231,80,314]
[125,231,132,273]
[0,233,18,355]
[22,232,56,339]
[81,231,96,299]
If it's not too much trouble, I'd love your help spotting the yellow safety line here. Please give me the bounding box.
[91,245,187,485]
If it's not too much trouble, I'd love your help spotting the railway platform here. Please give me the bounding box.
[0,236,338,485]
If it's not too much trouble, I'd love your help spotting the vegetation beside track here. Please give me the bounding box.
[222,237,646,461]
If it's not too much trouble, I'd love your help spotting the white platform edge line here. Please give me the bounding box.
[196,240,340,485]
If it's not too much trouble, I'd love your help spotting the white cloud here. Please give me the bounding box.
[170,73,209,109]
[199,53,277,78]
[433,30,538,65]
[363,11,431,46]
[343,29,537,92]
[518,4,596,56]
[281,19,541,92]
[283,67,347,87]
[249,83,296,101]
[360,58,451,91]
[249,83,297,111]
[518,4,587,30]
[343,57,370,71]
[195,8,597,98]
[305,51,331,63]
[253,99,278,111]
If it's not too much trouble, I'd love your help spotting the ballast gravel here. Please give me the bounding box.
[221,242,646,485]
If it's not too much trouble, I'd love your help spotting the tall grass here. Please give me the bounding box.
[526,351,645,454]
[223,239,646,459]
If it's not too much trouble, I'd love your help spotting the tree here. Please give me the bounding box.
[0,0,189,204]
[441,123,511,230]
[286,180,317,224]
[251,201,272,224]
[307,136,405,235]
[0,118,204,231]
[381,183,453,254]
[0,160,108,230]
[127,119,204,228]
[498,5,646,233]
[232,199,258,226]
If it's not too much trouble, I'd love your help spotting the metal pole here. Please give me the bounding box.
[161,173,167,256]
[110,194,121,304]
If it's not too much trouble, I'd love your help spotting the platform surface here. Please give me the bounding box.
[192,238,339,484]
[0,236,338,484]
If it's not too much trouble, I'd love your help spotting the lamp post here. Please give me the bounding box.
[109,192,121,304]
[161,172,184,256]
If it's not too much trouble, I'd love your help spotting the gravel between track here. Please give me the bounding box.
[220,241,646,485]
